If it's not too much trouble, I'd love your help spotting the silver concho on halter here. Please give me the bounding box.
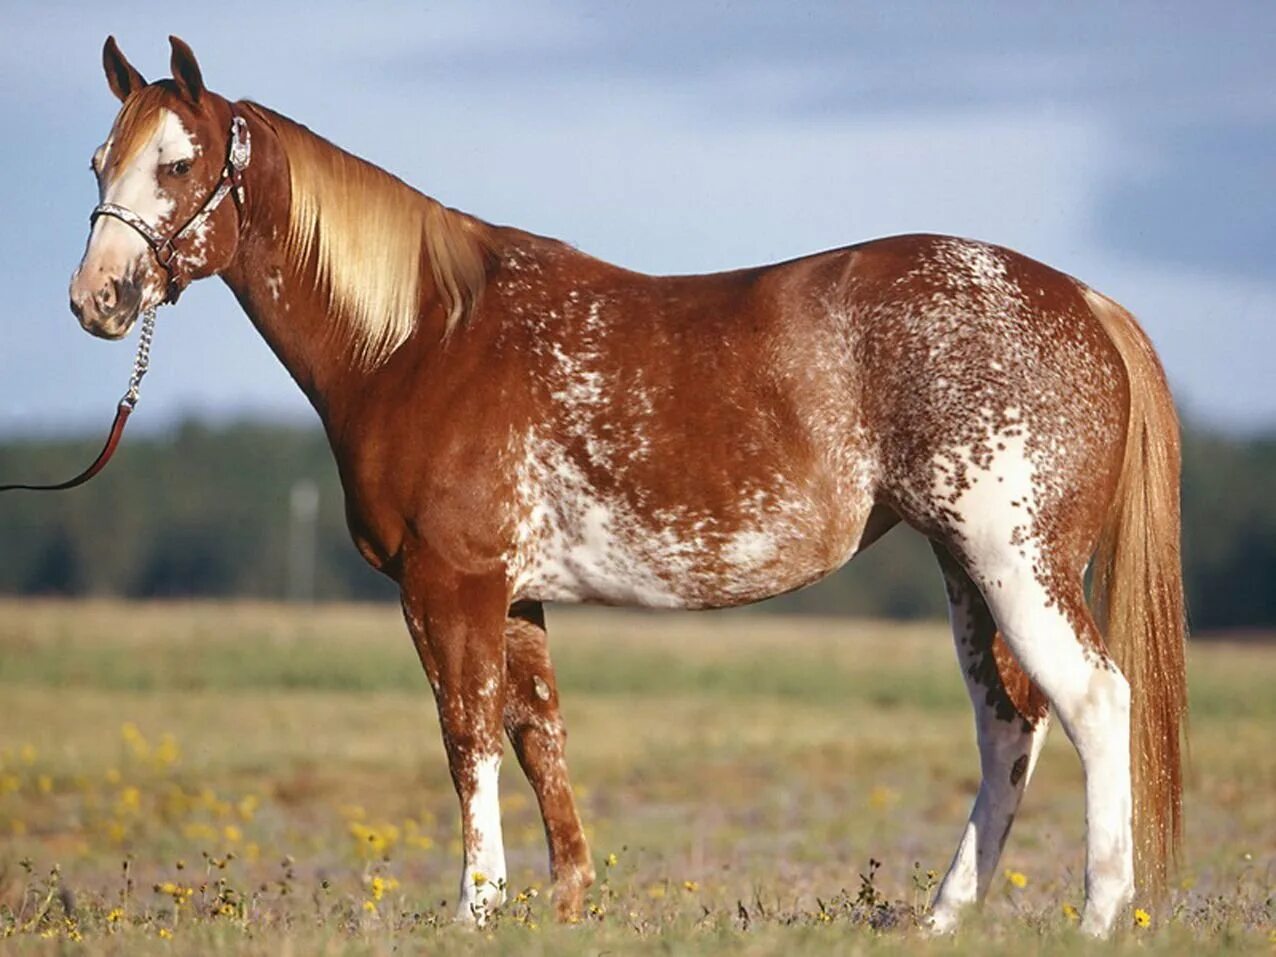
[228,116,250,202]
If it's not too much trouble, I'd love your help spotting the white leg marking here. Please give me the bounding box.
[929,427,1132,936]
[929,562,1052,933]
[930,714,1050,933]
[981,568,1133,938]
[457,753,507,924]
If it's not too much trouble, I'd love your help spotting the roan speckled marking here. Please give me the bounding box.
[68,38,1188,939]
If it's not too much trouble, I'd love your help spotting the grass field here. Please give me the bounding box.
[0,599,1271,954]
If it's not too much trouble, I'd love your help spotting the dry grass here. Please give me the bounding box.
[0,599,1271,954]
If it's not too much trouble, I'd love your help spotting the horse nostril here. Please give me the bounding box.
[95,280,119,314]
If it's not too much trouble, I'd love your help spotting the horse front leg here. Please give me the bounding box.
[401,568,511,925]
[503,601,595,921]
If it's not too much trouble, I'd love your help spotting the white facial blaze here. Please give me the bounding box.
[80,110,198,306]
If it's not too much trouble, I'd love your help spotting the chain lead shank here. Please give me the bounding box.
[123,307,156,408]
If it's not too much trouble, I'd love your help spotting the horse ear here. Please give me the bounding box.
[168,35,205,103]
[103,36,146,102]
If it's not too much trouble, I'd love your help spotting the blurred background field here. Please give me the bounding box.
[0,601,1271,953]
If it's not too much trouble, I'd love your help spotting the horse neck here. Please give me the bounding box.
[217,107,449,433]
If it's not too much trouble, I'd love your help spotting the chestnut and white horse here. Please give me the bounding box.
[70,37,1186,936]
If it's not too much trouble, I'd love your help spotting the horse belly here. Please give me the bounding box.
[511,477,868,610]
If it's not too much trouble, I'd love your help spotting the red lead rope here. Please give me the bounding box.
[0,401,133,493]
[1,307,155,494]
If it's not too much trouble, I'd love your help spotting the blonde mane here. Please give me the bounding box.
[242,103,492,366]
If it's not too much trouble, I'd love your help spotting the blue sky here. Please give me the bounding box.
[1,1,1272,435]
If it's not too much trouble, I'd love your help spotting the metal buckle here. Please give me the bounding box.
[154,239,178,269]
[228,116,251,172]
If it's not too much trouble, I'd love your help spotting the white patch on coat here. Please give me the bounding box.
[721,528,778,567]
[266,268,285,303]
[931,428,1039,578]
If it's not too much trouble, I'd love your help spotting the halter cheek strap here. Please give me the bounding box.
[91,111,251,303]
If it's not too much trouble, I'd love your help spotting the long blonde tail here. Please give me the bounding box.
[1083,286,1188,895]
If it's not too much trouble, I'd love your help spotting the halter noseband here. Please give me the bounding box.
[90,111,251,303]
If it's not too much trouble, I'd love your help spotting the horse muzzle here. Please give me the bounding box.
[69,272,143,340]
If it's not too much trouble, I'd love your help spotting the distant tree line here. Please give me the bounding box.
[1,418,1272,630]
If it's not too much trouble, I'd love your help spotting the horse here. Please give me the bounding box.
[69,37,1186,937]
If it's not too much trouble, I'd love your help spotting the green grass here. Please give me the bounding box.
[0,599,1271,954]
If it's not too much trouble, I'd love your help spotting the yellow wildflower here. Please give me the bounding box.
[121,723,149,759]
[157,928,173,939]
[605,852,619,868]
[1061,902,1080,923]
[223,824,242,844]
[349,821,397,858]
[472,871,488,887]
[362,900,377,913]
[106,907,125,924]
[867,785,899,810]
[154,881,195,906]
[182,822,217,842]
[153,734,180,767]
[1004,869,1028,889]
[683,880,699,892]
[117,786,142,814]
[1133,907,1151,928]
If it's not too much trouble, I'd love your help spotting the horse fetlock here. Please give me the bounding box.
[551,863,594,923]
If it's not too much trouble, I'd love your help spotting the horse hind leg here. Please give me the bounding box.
[946,532,1134,936]
[502,601,595,920]
[928,544,1051,933]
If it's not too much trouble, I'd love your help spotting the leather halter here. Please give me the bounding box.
[91,110,251,303]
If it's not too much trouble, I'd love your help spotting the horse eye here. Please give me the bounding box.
[167,159,192,177]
